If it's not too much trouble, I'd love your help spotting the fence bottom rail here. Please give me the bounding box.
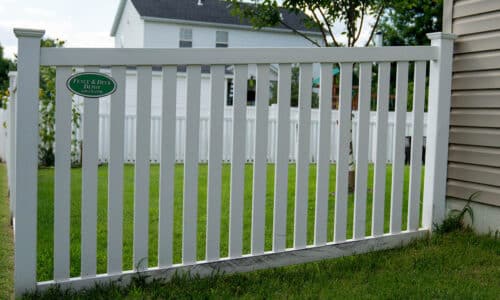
[33,229,428,294]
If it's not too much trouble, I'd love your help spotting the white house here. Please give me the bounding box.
[108,0,322,115]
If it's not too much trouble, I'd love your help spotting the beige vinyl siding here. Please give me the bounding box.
[446,0,500,207]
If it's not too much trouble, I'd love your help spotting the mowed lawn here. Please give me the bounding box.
[36,163,422,281]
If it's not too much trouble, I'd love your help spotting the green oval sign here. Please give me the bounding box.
[66,72,117,98]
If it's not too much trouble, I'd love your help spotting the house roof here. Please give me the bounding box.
[111,0,321,36]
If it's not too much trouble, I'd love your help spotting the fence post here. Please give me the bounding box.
[422,32,456,230]
[13,28,44,297]
[8,72,17,219]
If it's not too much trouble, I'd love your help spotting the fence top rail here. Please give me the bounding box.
[40,46,438,67]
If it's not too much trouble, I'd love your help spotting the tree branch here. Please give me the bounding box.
[307,6,329,47]
[318,8,339,47]
[278,19,322,47]
[364,6,385,47]
[353,5,366,45]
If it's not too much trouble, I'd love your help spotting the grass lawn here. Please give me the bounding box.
[26,230,500,299]
[0,164,14,299]
[36,163,422,282]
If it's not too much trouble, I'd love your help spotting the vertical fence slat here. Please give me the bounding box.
[273,64,292,252]
[390,62,409,234]
[54,67,72,280]
[134,66,152,271]
[107,66,126,274]
[408,61,427,231]
[251,64,270,255]
[159,66,177,267]
[229,65,248,258]
[353,63,372,240]
[81,66,100,277]
[206,65,225,261]
[294,63,312,249]
[372,62,391,236]
[183,65,202,264]
[334,63,353,243]
[314,63,333,246]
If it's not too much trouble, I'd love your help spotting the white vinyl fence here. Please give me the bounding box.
[8,28,454,297]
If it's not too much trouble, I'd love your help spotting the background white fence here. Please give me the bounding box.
[0,109,7,162]
[113,109,428,164]
[0,107,428,164]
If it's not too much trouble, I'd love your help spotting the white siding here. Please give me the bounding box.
[143,21,321,49]
[114,0,144,48]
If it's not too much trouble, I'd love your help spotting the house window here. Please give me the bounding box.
[179,28,192,48]
[216,31,228,48]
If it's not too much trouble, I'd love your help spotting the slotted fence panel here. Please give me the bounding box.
[11,30,454,296]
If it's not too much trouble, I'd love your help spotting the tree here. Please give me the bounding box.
[378,0,442,46]
[0,44,15,109]
[227,0,390,47]
[378,0,442,111]
[37,38,81,167]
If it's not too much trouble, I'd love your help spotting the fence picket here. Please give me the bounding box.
[334,63,353,243]
[294,63,313,249]
[81,66,100,277]
[353,63,372,240]
[251,64,270,255]
[372,62,391,236]
[408,61,427,231]
[229,65,248,258]
[54,67,72,280]
[390,62,409,234]
[314,63,333,246]
[107,67,126,274]
[206,65,225,261]
[158,66,177,267]
[183,65,202,264]
[133,66,152,271]
[273,64,292,252]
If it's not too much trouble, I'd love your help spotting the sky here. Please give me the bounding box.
[0,0,120,59]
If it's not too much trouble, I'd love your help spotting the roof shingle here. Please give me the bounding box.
[130,0,319,33]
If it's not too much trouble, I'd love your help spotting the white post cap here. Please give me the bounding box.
[426,32,457,41]
[13,28,45,38]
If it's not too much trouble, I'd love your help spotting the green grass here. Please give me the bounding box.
[36,163,422,282]
[0,164,14,299]
[26,230,500,299]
